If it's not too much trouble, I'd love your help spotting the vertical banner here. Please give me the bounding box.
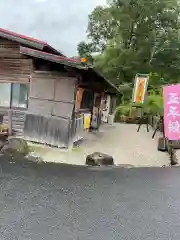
[75,88,84,111]
[163,84,180,140]
[132,74,149,104]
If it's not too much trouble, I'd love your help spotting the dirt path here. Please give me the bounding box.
[33,123,170,167]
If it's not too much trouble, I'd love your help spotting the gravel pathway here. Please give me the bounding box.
[33,123,170,167]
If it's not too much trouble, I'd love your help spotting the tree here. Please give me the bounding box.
[87,6,114,52]
[78,0,180,88]
[77,41,94,64]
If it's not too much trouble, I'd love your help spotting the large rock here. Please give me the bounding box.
[1,138,29,155]
[86,152,114,166]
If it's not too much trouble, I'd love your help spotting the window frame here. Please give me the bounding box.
[0,82,29,110]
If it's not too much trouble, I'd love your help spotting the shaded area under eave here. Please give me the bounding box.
[89,67,120,95]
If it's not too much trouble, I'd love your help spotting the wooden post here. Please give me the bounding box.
[68,81,78,152]
[152,115,163,139]
[137,106,149,132]
[8,109,12,136]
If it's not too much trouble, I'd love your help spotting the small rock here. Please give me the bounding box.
[0,140,6,151]
[0,143,11,153]
[86,152,114,166]
[26,152,43,163]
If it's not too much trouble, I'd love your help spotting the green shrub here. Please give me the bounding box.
[115,91,163,120]
[144,94,163,115]
[116,104,131,116]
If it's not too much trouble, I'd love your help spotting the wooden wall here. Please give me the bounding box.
[0,38,31,135]
[0,37,77,142]
[0,109,26,136]
[0,38,32,83]
[24,114,71,148]
[28,72,76,119]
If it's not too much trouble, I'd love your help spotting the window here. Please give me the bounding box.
[80,90,93,110]
[0,83,28,109]
[11,84,28,108]
[0,83,11,107]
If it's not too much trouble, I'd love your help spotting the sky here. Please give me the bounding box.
[0,0,106,56]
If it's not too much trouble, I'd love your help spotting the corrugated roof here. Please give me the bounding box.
[0,28,64,56]
[20,46,87,69]
[0,27,119,94]
[0,28,47,45]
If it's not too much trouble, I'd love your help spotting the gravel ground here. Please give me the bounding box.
[0,155,180,240]
[32,123,170,167]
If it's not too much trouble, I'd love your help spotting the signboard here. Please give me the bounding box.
[163,84,180,140]
[132,74,149,104]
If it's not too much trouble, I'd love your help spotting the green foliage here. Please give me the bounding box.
[87,6,114,52]
[116,90,163,119]
[77,0,180,92]
[116,104,131,116]
[144,93,163,115]
[77,41,94,64]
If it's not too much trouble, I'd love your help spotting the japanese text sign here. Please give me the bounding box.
[163,84,180,140]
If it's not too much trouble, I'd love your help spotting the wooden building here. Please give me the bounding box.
[0,28,119,148]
